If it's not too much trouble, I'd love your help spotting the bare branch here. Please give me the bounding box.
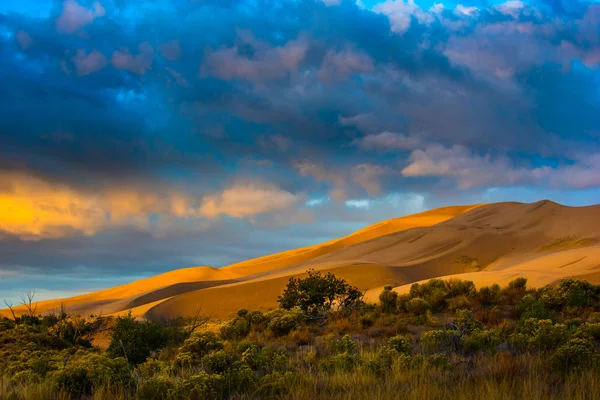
[3,300,17,322]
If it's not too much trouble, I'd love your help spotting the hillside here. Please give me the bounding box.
[3,200,600,320]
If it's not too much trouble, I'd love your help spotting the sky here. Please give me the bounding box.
[0,0,599,303]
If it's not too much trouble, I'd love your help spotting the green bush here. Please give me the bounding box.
[406,297,431,315]
[202,350,230,374]
[511,318,568,352]
[321,352,361,372]
[278,269,363,316]
[107,312,170,366]
[387,334,412,355]
[453,309,482,335]
[479,284,501,305]
[379,286,399,313]
[223,365,258,395]
[550,338,599,374]
[240,345,267,371]
[168,372,225,400]
[463,329,503,354]
[508,277,527,291]
[332,334,358,355]
[180,331,224,358]
[137,377,174,400]
[49,353,131,397]
[268,315,298,337]
[219,317,250,341]
[420,330,455,354]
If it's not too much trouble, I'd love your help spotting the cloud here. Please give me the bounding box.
[158,40,182,61]
[202,33,309,81]
[200,182,303,219]
[318,47,374,82]
[295,162,349,201]
[72,49,107,76]
[354,131,422,151]
[15,30,33,50]
[55,0,106,34]
[111,42,154,75]
[374,0,435,34]
[351,164,388,196]
[401,144,550,189]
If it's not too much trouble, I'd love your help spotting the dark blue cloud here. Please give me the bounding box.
[1,0,600,299]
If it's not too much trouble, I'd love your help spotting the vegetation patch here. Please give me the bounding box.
[2,273,600,399]
[536,236,595,252]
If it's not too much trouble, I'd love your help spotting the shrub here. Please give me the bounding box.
[321,352,361,372]
[219,317,250,341]
[202,350,230,374]
[406,298,431,316]
[387,334,412,355]
[107,312,170,366]
[137,377,174,400]
[278,269,363,316]
[550,338,599,374]
[247,311,268,327]
[420,330,455,354]
[332,334,358,355]
[135,359,167,379]
[511,318,568,352]
[268,315,298,337]
[453,309,482,336]
[445,279,476,298]
[379,286,399,313]
[517,295,554,321]
[508,277,528,291]
[241,345,267,371]
[463,329,503,354]
[168,372,225,400]
[426,354,453,371]
[271,352,290,373]
[180,331,224,358]
[479,284,502,305]
[49,353,131,397]
[223,365,258,395]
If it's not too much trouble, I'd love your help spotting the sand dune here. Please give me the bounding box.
[2,200,600,321]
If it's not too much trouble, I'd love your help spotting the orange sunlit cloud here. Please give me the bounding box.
[0,172,302,240]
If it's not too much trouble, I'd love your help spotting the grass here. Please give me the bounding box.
[536,236,595,252]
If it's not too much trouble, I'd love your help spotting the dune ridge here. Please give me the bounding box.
[3,200,600,320]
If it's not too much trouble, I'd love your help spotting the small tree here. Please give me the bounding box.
[379,285,399,313]
[278,269,364,318]
[107,312,170,366]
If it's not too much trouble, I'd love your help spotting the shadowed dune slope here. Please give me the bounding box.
[3,201,600,320]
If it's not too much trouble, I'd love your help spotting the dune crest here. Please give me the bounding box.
[3,201,600,320]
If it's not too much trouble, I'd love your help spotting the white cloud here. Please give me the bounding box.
[200,182,303,219]
[454,4,479,17]
[374,0,435,34]
[401,144,550,189]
